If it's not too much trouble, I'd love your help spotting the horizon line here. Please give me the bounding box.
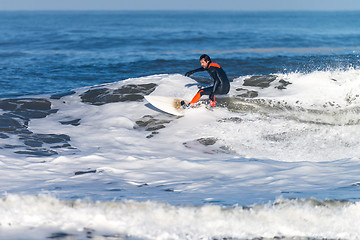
[1,9,360,12]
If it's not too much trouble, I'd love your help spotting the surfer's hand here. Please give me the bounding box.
[185,71,194,77]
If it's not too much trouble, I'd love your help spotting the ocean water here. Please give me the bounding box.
[2,10,360,239]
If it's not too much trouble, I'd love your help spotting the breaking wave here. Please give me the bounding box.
[1,194,359,240]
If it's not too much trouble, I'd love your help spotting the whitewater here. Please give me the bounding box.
[2,68,360,239]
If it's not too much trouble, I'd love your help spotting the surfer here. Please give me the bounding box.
[185,54,230,107]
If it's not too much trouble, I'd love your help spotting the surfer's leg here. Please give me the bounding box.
[189,89,204,105]
[189,87,213,105]
[209,94,216,107]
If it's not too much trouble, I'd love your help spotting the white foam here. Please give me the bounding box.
[2,72,360,238]
[1,194,360,240]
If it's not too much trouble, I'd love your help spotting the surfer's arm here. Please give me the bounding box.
[209,79,219,101]
[185,67,205,77]
[211,69,222,93]
[209,69,222,100]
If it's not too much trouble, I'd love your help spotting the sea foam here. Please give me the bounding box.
[2,71,360,239]
[1,194,360,240]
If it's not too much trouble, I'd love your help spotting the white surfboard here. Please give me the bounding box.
[145,95,189,116]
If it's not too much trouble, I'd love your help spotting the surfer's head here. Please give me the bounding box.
[200,54,211,69]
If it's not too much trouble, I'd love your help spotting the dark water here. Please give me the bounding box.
[1,11,360,98]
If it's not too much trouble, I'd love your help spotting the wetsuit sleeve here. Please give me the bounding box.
[211,69,222,93]
[185,67,205,77]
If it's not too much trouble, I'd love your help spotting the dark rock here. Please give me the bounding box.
[80,83,157,105]
[243,75,277,88]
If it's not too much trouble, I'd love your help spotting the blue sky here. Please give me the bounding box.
[1,0,360,11]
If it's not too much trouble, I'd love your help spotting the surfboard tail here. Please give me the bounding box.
[145,95,188,116]
[173,99,189,110]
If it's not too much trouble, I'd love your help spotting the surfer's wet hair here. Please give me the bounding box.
[200,54,211,63]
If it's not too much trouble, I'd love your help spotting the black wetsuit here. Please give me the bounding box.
[186,62,230,104]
